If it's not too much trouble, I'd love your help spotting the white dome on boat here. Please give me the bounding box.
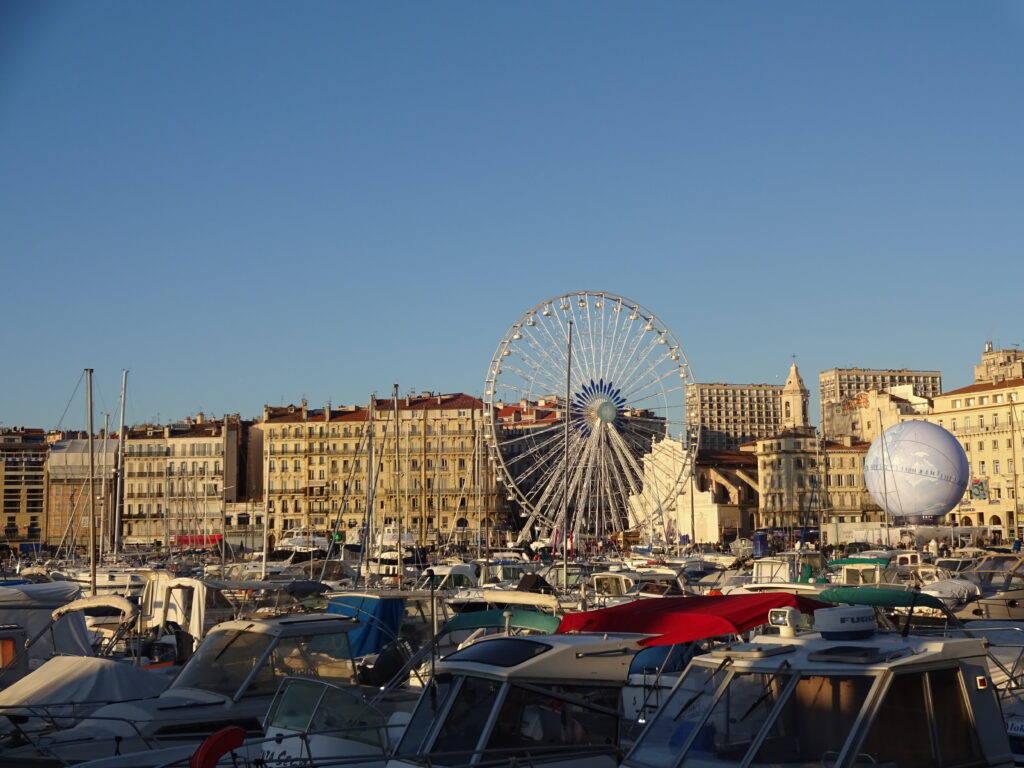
[813,606,876,640]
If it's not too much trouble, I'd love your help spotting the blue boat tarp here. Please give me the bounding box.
[326,594,406,657]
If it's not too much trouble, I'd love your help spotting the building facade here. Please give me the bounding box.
[822,386,932,444]
[974,342,1024,384]
[45,438,119,551]
[685,382,784,451]
[927,376,1024,542]
[819,367,942,437]
[261,393,504,549]
[121,414,247,548]
[0,428,48,550]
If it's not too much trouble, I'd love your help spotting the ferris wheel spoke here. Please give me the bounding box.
[616,335,671,398]
[486,292,696,544]
[619,361,680,406]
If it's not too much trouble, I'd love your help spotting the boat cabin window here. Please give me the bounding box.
[627,661,732,768]
[253,632,356,691]
[170,628,275,696]
[430,676,503,763]
[857,667,982,767]
[484,682,619,760]
[267,678,387,747]
[443,637,552,667]
[171,628,355,699]
[396,673,457,759]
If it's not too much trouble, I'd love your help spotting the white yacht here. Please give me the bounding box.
[622,604,1014,767]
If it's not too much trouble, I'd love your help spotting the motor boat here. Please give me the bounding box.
[621,603,1014,767]
[0,614,363,764]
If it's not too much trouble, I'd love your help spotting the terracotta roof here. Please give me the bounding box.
[940,377,1024,397]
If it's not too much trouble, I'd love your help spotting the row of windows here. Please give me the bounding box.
[269,418,473,440]
[950,393,1018,408]
[949,413,1023,431]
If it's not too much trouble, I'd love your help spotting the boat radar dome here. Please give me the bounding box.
[813,606,876,641]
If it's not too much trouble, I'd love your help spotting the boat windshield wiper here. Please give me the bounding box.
[213,624,254,662]
[674,657,732,721]
[739,659,791,722]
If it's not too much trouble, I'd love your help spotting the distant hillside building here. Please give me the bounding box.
[974,341,1024,384]
[819,367,942,439]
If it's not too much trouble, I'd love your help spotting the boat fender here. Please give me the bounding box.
[190,725,247,768]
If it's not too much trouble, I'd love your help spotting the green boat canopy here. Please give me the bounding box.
[818,586,948,611]
[442,609,561,635]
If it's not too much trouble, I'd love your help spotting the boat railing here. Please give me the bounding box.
[0,707,164,759]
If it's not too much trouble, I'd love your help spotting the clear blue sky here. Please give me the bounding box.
[3,1,1022,431]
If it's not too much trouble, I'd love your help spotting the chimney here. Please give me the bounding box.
[986,341,994,353]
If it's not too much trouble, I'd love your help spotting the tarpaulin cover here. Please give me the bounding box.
[0,581,93,661]
[326,594,405,657]
[556,593,828,646]
[0,655,171,730]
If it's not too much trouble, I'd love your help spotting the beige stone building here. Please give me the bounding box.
[927,374,1024,542]
[0,428,48,551]
[822,386,931,444]
[45,438,119,550]
[260,393,503,549]
[751,364,821,533]
[629,436,759,544]
[685,382,784,451]
[820,367,942,438]
[974,342,1024,384]
[122,414,247,548]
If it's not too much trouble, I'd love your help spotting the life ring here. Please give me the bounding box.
[189,725,247,768]
[707,589,723,596]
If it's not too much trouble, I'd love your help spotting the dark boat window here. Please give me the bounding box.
[395,673,457,758]
[751,675,874,764]
[430,675,503,764]
[443,638,552,667]
[485,682,618,760]
[860,668,983,767]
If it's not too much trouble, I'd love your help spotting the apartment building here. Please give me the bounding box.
[685,382,784,451]
[819,367,942,437]
[927,376,1024,541]
[45,438,119,549]
[0,427,48,549]
[121,414,246,548]
[260,393,503,548]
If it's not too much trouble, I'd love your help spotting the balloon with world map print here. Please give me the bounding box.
[864,420,969,523]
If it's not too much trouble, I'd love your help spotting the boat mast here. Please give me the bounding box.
[113,370,128,554]
[562,320,573,589]
[392,384,401,562]
[86,368,97,597]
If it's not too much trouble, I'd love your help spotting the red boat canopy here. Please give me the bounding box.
[556,593,828,647]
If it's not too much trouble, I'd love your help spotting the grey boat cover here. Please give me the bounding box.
[0,655,170,731]
[0,581,93,663]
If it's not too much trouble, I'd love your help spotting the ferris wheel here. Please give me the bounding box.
[483,291,698,546]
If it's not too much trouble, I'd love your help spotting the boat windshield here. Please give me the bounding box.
[171,628,355,698]
[627,661,882,768]
[266,678,387,747]
[395,673,619,766]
